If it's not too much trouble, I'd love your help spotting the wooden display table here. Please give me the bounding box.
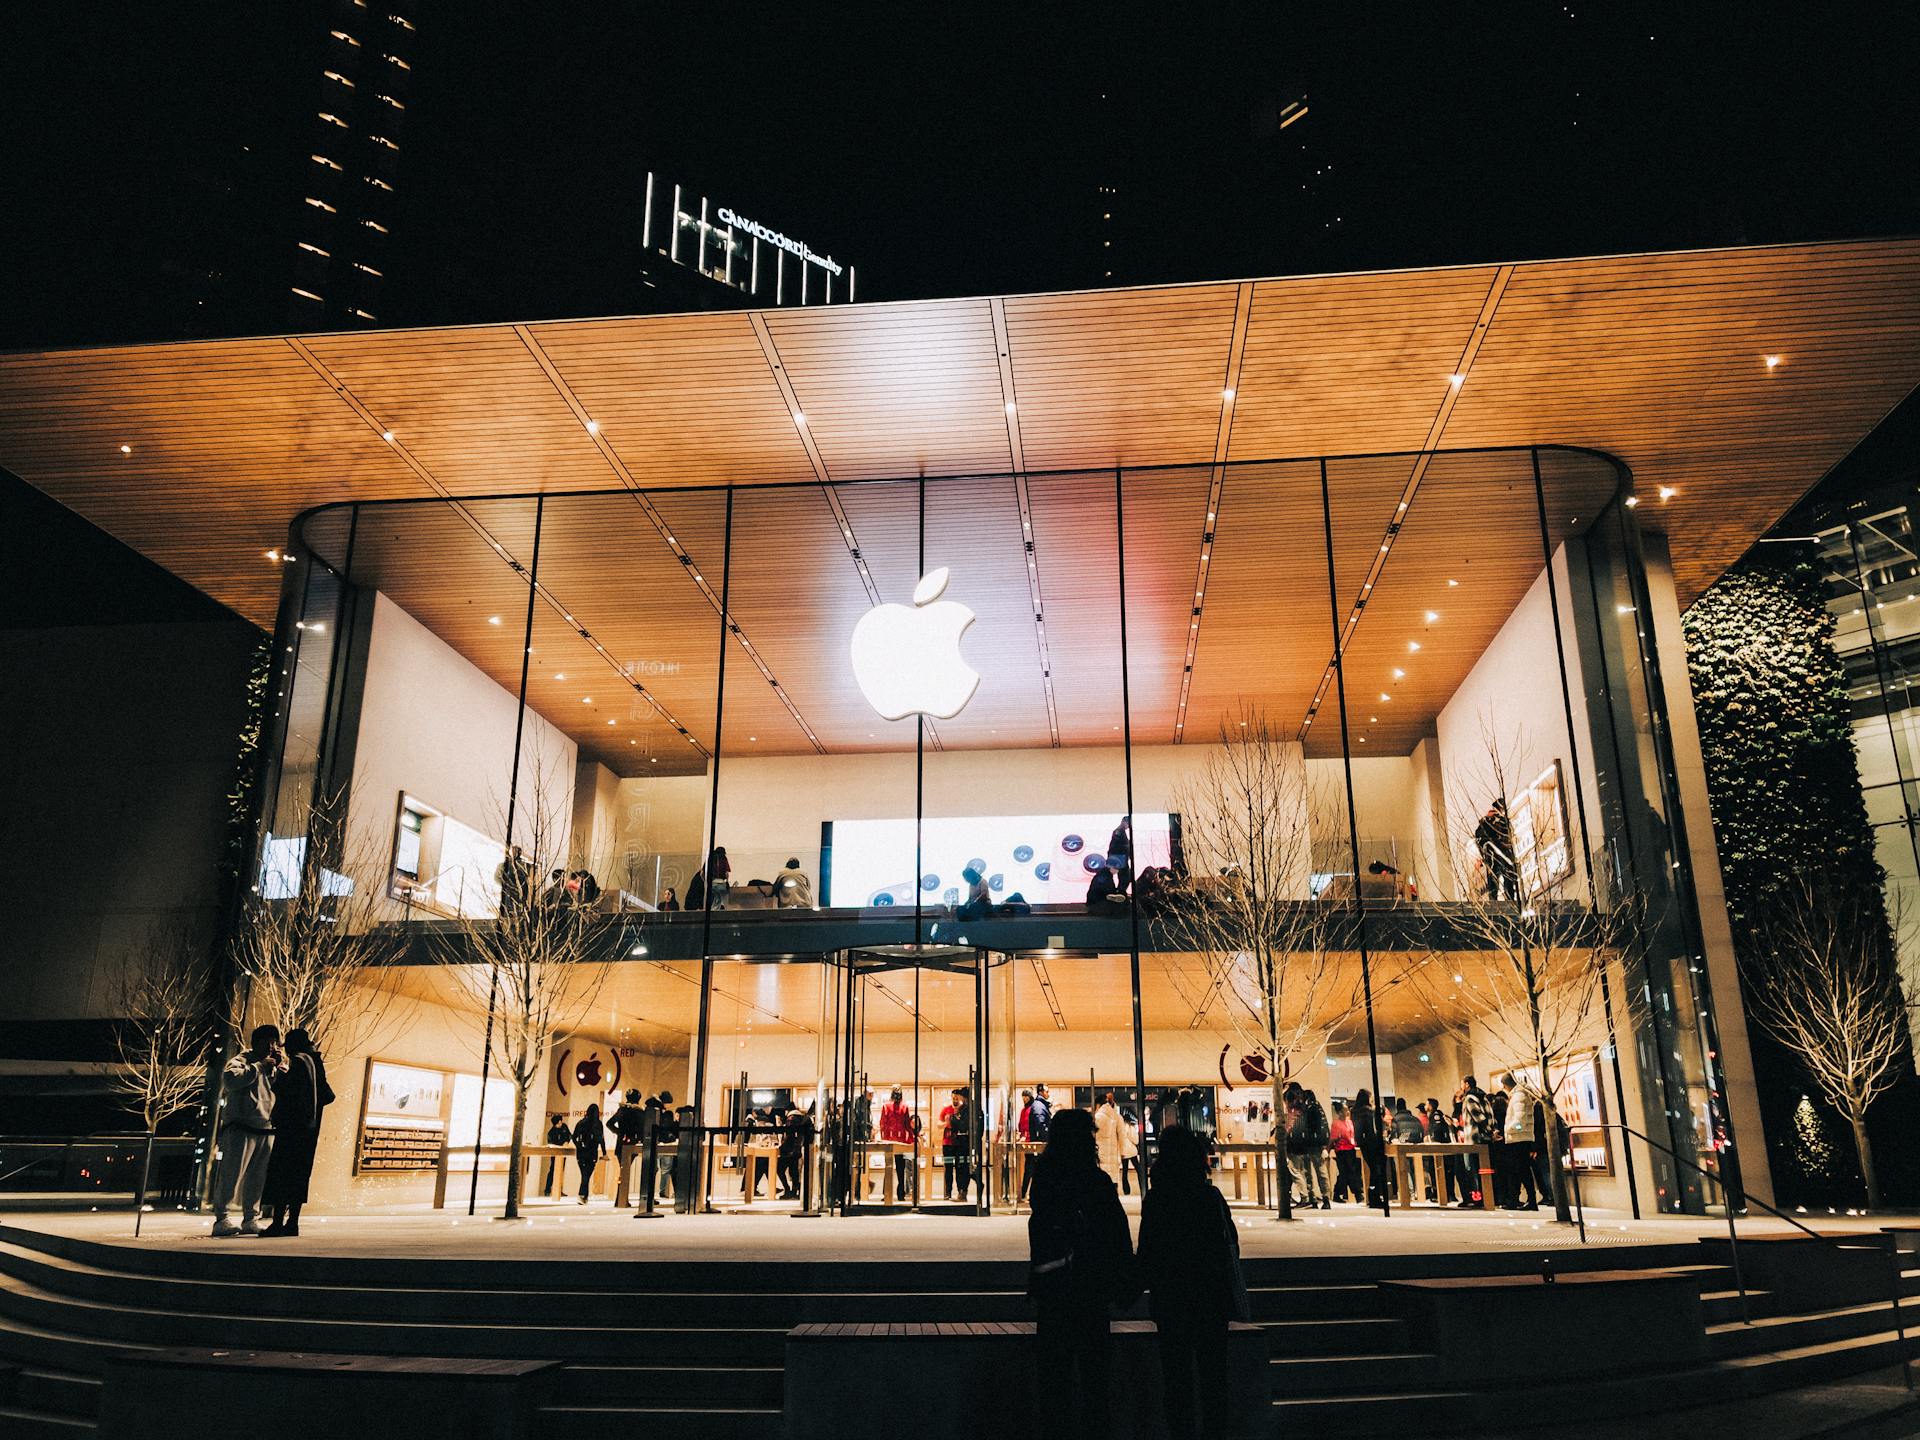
[432,1143,593,1209]
[1388,1141,1494,1209]
[1212,1142,1277,1206]
[736,1143,779,1203]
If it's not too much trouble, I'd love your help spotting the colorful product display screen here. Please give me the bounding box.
[823,812,1175,908]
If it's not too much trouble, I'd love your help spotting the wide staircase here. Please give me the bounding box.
[0,1221,1915,1437]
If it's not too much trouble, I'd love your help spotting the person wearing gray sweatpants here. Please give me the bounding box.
[210,1024,282,1236]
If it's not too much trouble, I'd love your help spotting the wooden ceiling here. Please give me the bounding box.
[4,239,1918,774]
[377,947,1489,1058]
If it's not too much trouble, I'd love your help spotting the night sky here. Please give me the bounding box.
[1,3,1917,622]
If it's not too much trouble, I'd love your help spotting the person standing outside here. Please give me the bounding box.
[1137,1124,1241,1440]
[879,1087,914,1202]
[1027,1108,1137,1440]
[572,1103,607,1205]
[209,1024,282,1236]
[608,1090,648,1208]
[260,1027,333,1237]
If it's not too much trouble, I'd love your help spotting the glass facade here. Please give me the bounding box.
[250,446,1740,1217]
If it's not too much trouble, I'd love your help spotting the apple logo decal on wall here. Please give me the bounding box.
[849,567,981,721]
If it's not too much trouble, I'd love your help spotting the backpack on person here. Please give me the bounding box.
[1303,1096,1330,1152]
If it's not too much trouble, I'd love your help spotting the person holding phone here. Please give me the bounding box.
[210,1024,282,1236]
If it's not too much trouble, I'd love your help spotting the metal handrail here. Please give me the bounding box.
[1596,1120,1911,1386]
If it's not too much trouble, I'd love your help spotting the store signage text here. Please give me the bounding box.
[717,207,843,277]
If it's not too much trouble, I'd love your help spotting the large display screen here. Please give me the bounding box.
[824,812,1176,908]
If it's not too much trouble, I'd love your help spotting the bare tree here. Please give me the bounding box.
[112,924,214,1236]
[1158,706,1353,1218]
[1744,878,1910,1210]
[442,756,632,1220]
[1402,721,1644,1223]
[230,786,407,1059]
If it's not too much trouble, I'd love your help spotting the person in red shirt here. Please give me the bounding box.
[879,1087,914,1201]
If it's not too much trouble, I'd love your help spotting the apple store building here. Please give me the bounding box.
[252,444,1748,1221]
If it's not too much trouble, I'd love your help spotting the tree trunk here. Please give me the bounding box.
[134,1131,156,1238]
[503,1085,529,1219]
[1850,1113,1882,1211]
[1271,1068,1292,1220]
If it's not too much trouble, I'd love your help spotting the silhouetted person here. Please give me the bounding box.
[260,1027,333,1237]
[1475,799,1518,901]
[1353,1087,1388,1210]
[1138,1125,1241,1440]
[1027,1107,1136,1440]
[686,846,731,912]
[544,1113,570,1195]
[573,1104,606,1204]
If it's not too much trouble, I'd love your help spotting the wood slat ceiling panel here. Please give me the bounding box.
[1230,267,1501,461]
[1183,460,1339,748]
[299,328,613,494]
[1002,286,1241,471]
[1442,243,1920,601]
[719,483,886,754]
[765,301,1013,480]
[524,314,817,488]
[0,338,427,619]
[1027,471,1127,746]
[1117,467,1215,743]
[1327,452,1551,756]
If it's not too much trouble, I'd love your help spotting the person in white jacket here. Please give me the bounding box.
[1093,1092,1126,1187]
[1498,1072,1544,1209]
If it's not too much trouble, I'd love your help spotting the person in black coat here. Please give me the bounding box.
[260,1027,334,1237]
[572,1104,606,1204]
[1352,1087,1389,1210]
[1137,1124,1240,1440]
[1027,1107,1137,1440]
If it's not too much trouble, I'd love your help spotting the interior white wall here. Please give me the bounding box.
[346,592,577,917]
[1434,546,1604,897]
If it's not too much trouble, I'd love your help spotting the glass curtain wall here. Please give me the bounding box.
[252,446,1736,1220]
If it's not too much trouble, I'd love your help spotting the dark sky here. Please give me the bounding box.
[2,2,1918,345]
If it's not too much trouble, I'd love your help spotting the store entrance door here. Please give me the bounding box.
[830,944,1012,1216]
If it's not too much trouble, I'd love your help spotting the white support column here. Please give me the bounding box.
[1641,531,1775,1207]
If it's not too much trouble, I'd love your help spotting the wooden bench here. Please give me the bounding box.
[786,1318,1272,1439]
[1381,1270,1706,1381]
[99,1348,561,1440]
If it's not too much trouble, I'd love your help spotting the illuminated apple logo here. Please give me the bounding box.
[849,567,980,720]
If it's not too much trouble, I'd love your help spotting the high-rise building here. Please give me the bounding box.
[286,3,418,329]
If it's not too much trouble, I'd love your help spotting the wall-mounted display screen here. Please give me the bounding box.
[823,812,1175,908]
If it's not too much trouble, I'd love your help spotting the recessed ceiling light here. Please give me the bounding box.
[749,736,757,742]
[793,412,807,426]
[1369,715,1378,723]
[1221,387,1235,401]
[1358,736,1367,742]
[650,756,657,763]
[264,549,279,561]
[582,697,592,704]
[1764,354,1782,369]
[1407,640,1421,652]
[381,430,395,442]
[1658,485,1677,501]
[1379,692,1391,703]
[119,444,132,454]
[1448,373,1465,387]
[554,672,565,680]
[488,615,501,625]
[1447,578,1459,588]
[585,419,600,434]
[1424,610,1440,623]
[1005,401,1017,413]
[1623,495,1641,508]
[1392,667,1405,679]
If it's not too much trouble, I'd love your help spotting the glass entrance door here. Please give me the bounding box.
[830,944,1010,1215]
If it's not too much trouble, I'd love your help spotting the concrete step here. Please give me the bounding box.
[0,1311,145,1375]
[1271,1386,1476,1436]
[560,1362,783,1407]
[1269,1351,1436,1398]
[15,1369,100,1419]
[0,1239,1025,1328]
[537,1404,778,1440]
[1247,1283,1383,1320]
[1710,1300,1916,1361]
[0,1272,787,1364]
[1701,1287,1777,1324]
[0,1403,94,1437]
[1260,1316,1409,1357]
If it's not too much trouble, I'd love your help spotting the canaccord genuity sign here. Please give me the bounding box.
[716,207,844,277]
